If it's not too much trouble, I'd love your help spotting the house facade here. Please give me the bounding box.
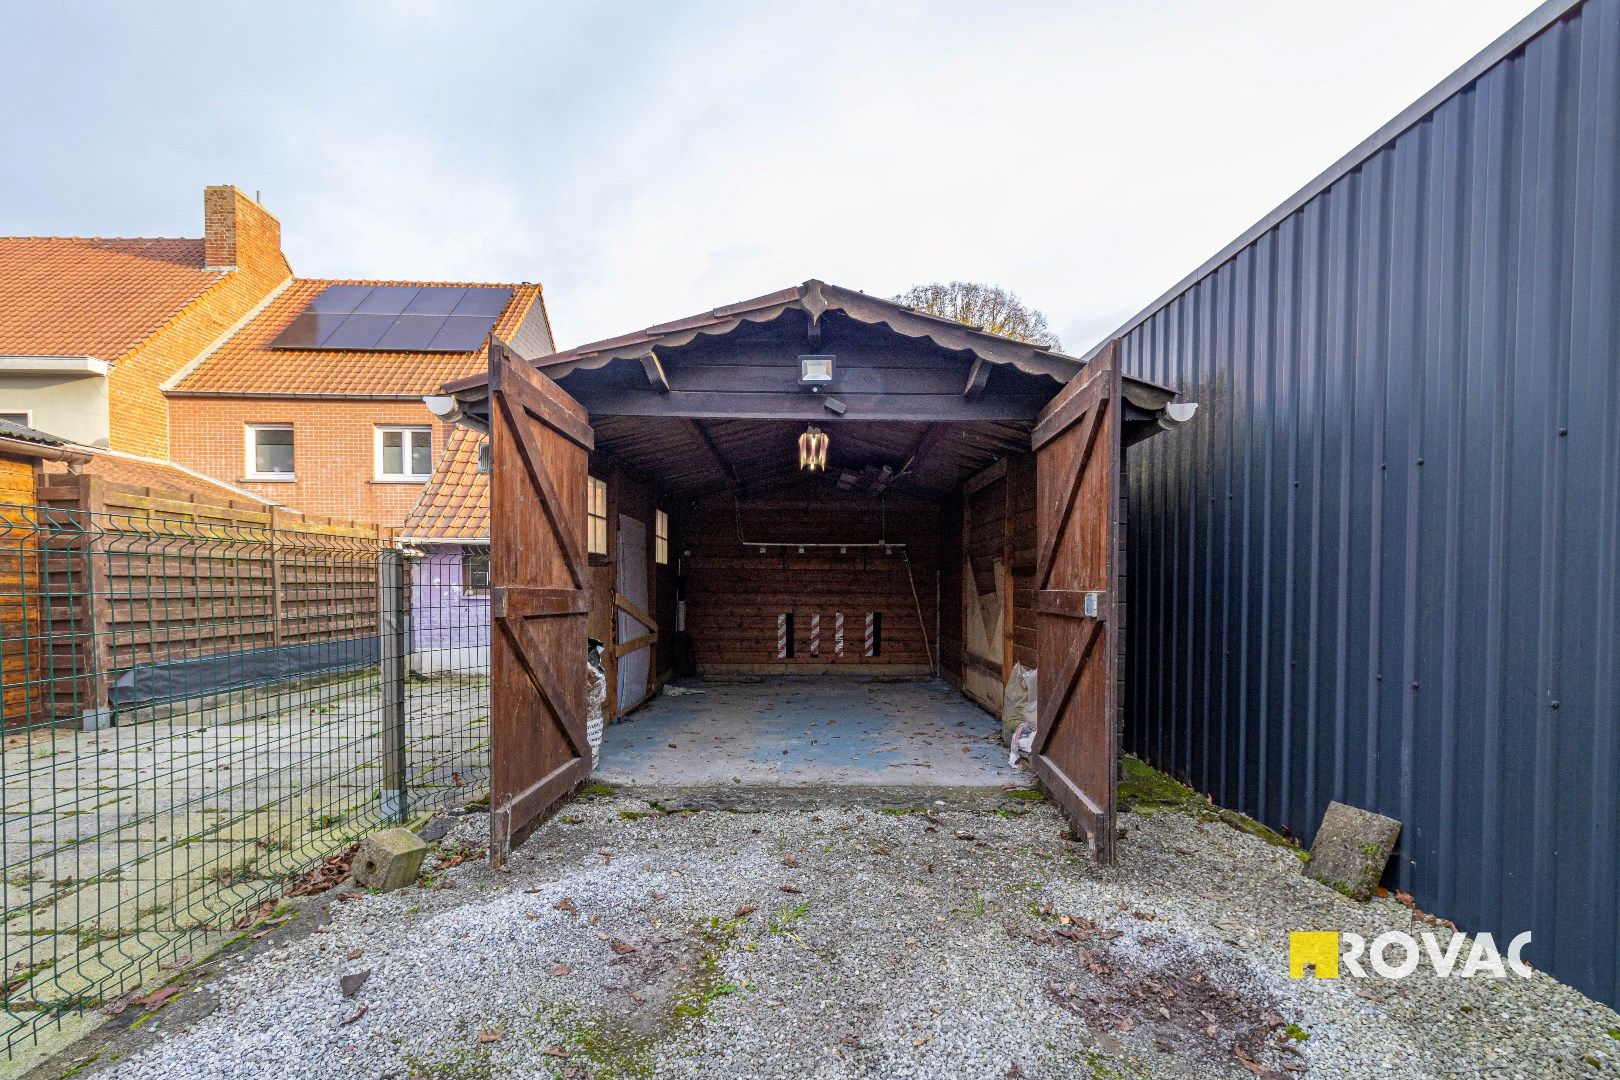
[398,426,491,674]
[163,277,553,527]
[0,187,292,455]
[1,185,556,529]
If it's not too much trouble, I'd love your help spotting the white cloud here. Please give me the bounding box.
[3,0,1537,356]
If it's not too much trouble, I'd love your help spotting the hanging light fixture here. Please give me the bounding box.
[797,425,830,471]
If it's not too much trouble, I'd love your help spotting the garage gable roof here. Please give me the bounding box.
[441,280,1176,412]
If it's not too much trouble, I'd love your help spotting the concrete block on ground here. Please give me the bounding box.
[350,828,429,892]
[1306,801,1400,901]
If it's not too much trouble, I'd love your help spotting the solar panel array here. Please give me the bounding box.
[270,285,514,352]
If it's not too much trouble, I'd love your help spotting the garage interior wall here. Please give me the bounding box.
[587,459,678,718]
[684,487,940,674]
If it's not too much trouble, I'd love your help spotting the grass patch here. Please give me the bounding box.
[1283,1023,1310,1042]
[768,901,810,935]
[1004,787,1046,802]
[576,781,616,799]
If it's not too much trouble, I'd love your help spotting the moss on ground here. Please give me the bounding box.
[1118,756,1202,813]
[531,915,752,1078]
[1118,756,1299,850]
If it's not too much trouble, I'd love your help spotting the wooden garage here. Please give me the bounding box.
[433,281,1191,864]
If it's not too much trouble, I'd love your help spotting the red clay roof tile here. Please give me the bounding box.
[0,237,226,360]
[399,426,487,540]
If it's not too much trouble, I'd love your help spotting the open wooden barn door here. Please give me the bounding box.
[1031,341,1122,865]
[488,340,595,866]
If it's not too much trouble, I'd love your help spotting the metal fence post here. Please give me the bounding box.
[379,548,408,822]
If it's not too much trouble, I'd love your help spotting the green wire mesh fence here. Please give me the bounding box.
[0,497,489,1055]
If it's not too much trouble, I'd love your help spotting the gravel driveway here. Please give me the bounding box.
[55,783,1620,1079]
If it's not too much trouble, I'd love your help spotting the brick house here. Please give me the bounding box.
[0,187,292,456]
[164,279,552,526]
[2,185,555,528]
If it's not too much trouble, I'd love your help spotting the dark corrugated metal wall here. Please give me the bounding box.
[1118,0,1618,1005]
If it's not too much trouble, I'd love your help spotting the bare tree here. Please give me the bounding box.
[892,281,1061,349]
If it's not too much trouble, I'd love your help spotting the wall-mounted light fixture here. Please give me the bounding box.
[798,425,830,471]
[798,354,835,386]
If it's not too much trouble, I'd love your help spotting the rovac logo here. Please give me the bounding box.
[1289,930,1533,980]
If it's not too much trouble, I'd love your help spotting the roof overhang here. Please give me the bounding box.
[0,355,111,377]
[438,279,1192,439]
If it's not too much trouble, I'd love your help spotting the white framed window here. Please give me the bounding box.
[587,476,608,556]
[462,549,490,596]
[244,424,295,480]
[375,425,433,481]
[0,411,33,428]
[654,509,669,565]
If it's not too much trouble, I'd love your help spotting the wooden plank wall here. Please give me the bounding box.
[0,457,42,726]
[958,453,1037,716]
[586,460,677,718]
[937,493,964,684]
[684,485,939,673]
[32,473,387,722]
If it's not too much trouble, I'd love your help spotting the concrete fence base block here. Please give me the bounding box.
[1305,801,1401,901]
[351,827,430,892]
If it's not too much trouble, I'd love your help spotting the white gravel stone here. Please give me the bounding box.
[89,791,1619,1079]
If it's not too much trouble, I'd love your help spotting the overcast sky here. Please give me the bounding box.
[3,0,1534,353]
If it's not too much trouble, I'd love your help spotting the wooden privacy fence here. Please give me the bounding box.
[9,473,392,727]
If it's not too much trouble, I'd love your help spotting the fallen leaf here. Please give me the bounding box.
[609,939,637,955]
[780,884,802,894]
[136,986,181,1009]
[782,854,799,868]
[554,897,579,915]
[157,956,192,970]
[735,905,757,918]
[550,963,571,977]
[543,1045,569,1058]
[340,970,371,997]
[341,1004,368,1026]
[524,887,542,894]
[346,948,363,961]
[477,1027,505,1044]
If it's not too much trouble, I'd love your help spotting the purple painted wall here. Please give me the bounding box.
[410,546,489,674]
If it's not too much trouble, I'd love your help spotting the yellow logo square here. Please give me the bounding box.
[1290,931,1340,978]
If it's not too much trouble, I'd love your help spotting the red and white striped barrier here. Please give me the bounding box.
[810,612,821,658]
[777,613,789,659]
[834,612,844,658]
[864,612,876,657]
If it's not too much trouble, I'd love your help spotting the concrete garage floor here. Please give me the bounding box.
[595,676,1020,788]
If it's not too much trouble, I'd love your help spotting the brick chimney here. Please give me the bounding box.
[203,186,289,279]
